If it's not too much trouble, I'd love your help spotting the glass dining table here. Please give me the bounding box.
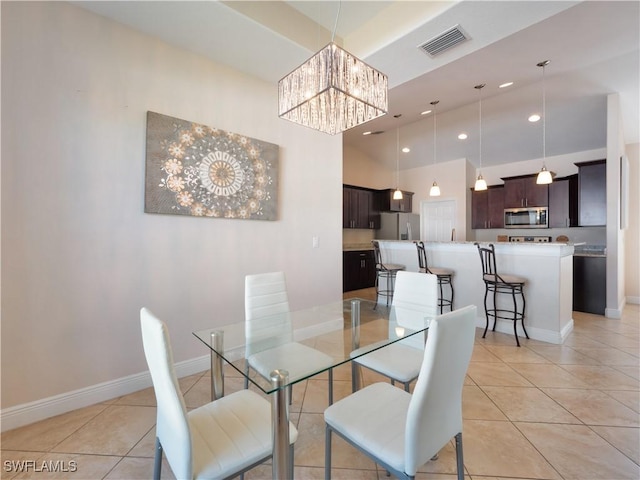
[193,298,433,479]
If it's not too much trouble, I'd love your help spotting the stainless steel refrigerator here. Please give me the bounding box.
[375,212,421,240]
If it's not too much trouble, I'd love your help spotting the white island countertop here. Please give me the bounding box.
[376,240,574,344]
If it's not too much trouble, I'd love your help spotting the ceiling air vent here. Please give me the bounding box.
[418,25,469,57]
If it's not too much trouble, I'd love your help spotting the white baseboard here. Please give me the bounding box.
[474,315,572,345]
[1,325,332,433]
[1,355,210,433]
[626,296,640,305]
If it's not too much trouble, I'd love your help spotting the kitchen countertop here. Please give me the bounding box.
[343,243,374,251]
[573,245,607,257]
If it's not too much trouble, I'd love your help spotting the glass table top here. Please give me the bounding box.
[193,298,433,394]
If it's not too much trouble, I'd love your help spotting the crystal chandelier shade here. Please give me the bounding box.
[278,43,388,135]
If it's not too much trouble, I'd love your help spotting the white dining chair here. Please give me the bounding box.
[324,305,477,480]
[140,307,298,480]
[244,271,335,404]
[351,270,438,392]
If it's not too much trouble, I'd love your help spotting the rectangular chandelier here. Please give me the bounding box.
[278,43,388,135]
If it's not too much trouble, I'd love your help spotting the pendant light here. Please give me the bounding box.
[474,84,488,191]
[536,60,553,185]
[429,100,441,197]
[278,2,388,135]
[393,127,403,200]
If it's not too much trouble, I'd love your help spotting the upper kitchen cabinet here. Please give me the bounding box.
[549,174,578,228]
[343,185,380,229]
[502,174,549,208]
[472,185,504,229]
[576,160,607,226]
[377,189,413,212]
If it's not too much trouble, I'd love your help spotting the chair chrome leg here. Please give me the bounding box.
[455,432,464,480]
[328,369,334,405]
[325,425,332,480]
[153,437,162,480]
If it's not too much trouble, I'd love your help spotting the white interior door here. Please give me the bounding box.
[421,199,457,241]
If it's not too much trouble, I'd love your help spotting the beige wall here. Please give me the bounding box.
[624,143,640,303]
[1,2,342,415]
[343,144,395,189]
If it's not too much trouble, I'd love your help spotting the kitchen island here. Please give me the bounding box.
[377,240,575,344]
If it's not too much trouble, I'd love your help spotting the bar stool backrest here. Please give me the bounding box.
[372,240,388,271]
[475,243,505,283]
[415,241,431,273]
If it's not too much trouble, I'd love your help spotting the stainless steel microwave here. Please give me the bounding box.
[504,207,548,229]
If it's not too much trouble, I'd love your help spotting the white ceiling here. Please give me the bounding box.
[75,1,639,171]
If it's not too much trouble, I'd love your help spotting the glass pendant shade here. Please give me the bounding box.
[393,188,403,200]
[474,174,488,191]
[429,182,441,197]
[278,43,388,135]
[536,165,553,184]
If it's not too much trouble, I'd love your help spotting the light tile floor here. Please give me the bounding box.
[2,291,638,479]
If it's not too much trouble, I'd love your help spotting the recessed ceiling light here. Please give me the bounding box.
[458,133,468,140]
[528,114,541,122]
[402,147,410,153]
[362,131,372,135]
[421,109,432,115]
[499,82,514,88]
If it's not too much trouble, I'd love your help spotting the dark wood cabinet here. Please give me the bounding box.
[576,160,606,226]
[549,174,578,228]
[503,174,548,208]
[573,255,606,314]
[343,186,380,229]
[343,250,376,292]
[472,186,504,229]
[377,189,413,212]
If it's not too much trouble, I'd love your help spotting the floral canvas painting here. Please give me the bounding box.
[145,111,278,220]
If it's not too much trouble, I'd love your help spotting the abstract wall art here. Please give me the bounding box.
[145,111,278,220]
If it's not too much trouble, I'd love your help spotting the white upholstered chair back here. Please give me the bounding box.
[404,305,477,475]
[140,308,192,480]
[245,272,293,357]
[391,271,438,349]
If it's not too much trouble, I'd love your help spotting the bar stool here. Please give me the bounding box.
[372,240,405,307]
[415,241,454,313]
[474,243,528,347]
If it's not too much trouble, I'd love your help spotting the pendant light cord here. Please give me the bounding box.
[430,100,439,167]
[478,87,482,169]
[396,127,400,187]
[475,84,485,170]
[542,63,546,161]
[331,1,341,43]
[433,105,437,165]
